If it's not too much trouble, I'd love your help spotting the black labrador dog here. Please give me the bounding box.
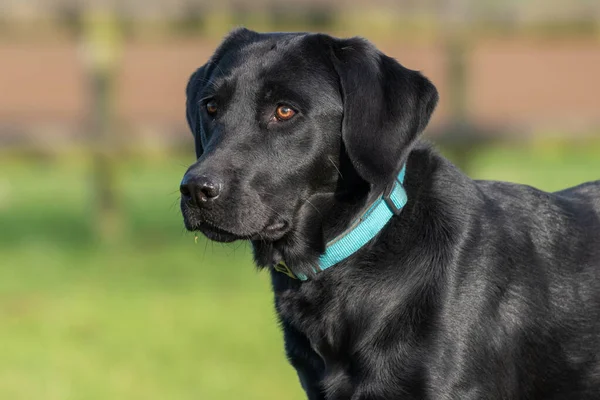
[180,28,600,399]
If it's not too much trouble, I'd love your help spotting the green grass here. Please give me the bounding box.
[0,141,598,400]
[0,155,302,400]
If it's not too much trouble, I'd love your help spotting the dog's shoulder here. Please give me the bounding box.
[554,180,600,210]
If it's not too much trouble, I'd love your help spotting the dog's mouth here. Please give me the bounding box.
[181,197,292,243]
[195,222,241,243]
[191,220,290,243]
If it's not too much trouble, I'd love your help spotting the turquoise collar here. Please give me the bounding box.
[274,165,408,280]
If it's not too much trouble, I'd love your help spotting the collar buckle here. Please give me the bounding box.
[274,261,298,279]
[382,180,404,216]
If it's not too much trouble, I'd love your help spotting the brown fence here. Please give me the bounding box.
[1,37,599,142]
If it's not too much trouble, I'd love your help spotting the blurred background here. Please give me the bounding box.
[0,0,599,399]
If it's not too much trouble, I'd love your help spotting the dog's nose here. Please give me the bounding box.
[180,175,222,205]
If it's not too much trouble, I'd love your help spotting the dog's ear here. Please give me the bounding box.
[185,65,206,159]
[330,37,438,187]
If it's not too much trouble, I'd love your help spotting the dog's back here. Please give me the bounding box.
[432,176,600,398]
[556,180,600,210]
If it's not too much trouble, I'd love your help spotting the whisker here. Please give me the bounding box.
[169,197,181,212]
[303,198,323,217]
[256,189,323,217]
[328,156,343,180]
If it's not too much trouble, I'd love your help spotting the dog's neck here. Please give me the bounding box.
[252,164,407,280]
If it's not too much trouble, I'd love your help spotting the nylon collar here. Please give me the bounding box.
[274,165,407,280]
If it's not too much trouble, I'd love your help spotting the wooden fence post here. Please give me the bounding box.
[80,9,123,243]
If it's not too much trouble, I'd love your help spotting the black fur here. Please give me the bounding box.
[180,28,600,399]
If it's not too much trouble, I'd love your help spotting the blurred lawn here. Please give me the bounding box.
[0,141,599,400]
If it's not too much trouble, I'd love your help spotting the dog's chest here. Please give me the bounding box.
[275,283,343,346]
[275,283,361,397]
[275,282,341,355]
[273,276,430,399]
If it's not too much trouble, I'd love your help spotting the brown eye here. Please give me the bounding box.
[206,101,217,115]
[275,105,296,121]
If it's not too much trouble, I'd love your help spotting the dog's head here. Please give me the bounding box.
[180,28,437,258]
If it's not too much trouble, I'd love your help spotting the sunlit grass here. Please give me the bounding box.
[0,141,598,399]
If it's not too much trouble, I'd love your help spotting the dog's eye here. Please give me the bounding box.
[275,105,296,121]
[206,101,218,115]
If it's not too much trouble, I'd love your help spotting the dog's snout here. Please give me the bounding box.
[180,174,222,205]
